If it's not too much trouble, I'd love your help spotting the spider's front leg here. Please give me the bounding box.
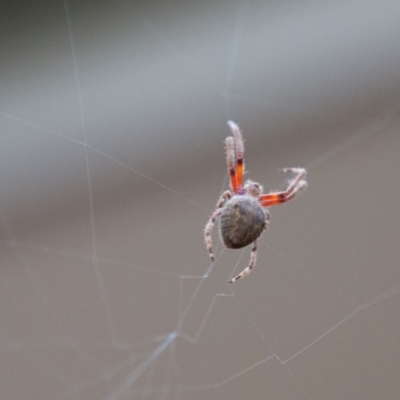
[260,168,307,207]
[227,120,245,189]
[225,136,238,193]
[204,191,232,261]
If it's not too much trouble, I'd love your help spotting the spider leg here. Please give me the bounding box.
[228,240,258,283]
[225,136,238,193]
[260,168,307,207]
[227,120,245,189]
[216,190,232,208]
[264,209,271,225]
[204,191,232,260]
[204,208,224,262]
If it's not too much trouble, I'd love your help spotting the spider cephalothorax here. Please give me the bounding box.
[204,121,307,283]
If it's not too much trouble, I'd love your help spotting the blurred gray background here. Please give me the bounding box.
[1,0,400,399]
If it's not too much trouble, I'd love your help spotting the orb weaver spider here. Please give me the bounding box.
[204,121,307,283]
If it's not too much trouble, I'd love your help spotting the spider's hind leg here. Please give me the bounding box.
[228,239,258,283]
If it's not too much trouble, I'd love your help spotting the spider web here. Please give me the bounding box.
[1,1,400,399]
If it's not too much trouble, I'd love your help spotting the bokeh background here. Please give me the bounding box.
[1,1,400,399]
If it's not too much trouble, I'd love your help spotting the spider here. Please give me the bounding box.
[204,121,307,283]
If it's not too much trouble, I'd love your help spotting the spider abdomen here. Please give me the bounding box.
[220,195,267,249]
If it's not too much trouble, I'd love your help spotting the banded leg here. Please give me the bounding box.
[264,209,271,226]
[228,240,258,283]
[227,120,245,189]
[204,209,223,262]
[260,168,307,207]
[225,136,238,193]
[216,190,232,208]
